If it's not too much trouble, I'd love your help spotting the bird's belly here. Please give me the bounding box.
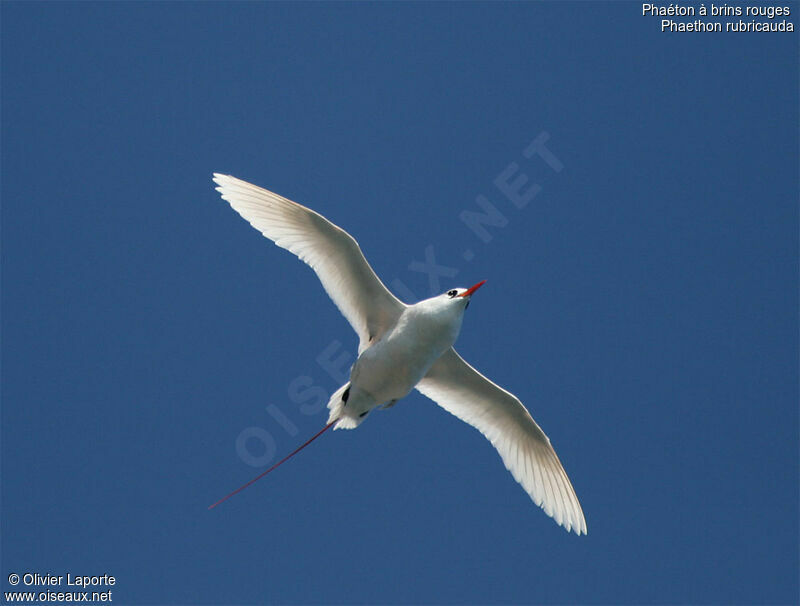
[351,333,445,404]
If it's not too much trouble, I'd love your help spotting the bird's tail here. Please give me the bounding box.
[326,382,351,429]
[208,420,334,509]
[327,382,374,430]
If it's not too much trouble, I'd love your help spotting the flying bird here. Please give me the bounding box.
[210,174,587,535]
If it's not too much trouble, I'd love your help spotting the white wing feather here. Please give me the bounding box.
[417,348,587,535]
[213,174,405,351]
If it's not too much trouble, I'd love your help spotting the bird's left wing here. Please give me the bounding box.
[416,348,586,535]
[213,174,405,350]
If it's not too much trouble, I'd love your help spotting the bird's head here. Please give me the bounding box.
[440,279,486,310]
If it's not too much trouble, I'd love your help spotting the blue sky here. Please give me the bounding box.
[2,2,797,605]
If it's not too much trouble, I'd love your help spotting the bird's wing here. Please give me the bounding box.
[213,174,405,350]
[416,347,586,535]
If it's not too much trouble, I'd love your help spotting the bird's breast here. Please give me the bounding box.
[351,307,462,403]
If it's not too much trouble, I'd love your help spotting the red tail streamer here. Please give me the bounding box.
[209,421,335,510]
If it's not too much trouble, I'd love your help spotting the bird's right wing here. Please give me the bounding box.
[416,348,586,535]
[213,174,405,350]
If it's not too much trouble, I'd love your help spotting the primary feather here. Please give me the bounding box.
[418,348,586,535]
[213,174,405,352]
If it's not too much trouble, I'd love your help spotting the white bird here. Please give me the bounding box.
[210,174,587,535]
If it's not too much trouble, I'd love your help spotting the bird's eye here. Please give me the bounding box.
[447,289,458,298]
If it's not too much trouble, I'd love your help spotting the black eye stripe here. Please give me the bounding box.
[447,289,457,298]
